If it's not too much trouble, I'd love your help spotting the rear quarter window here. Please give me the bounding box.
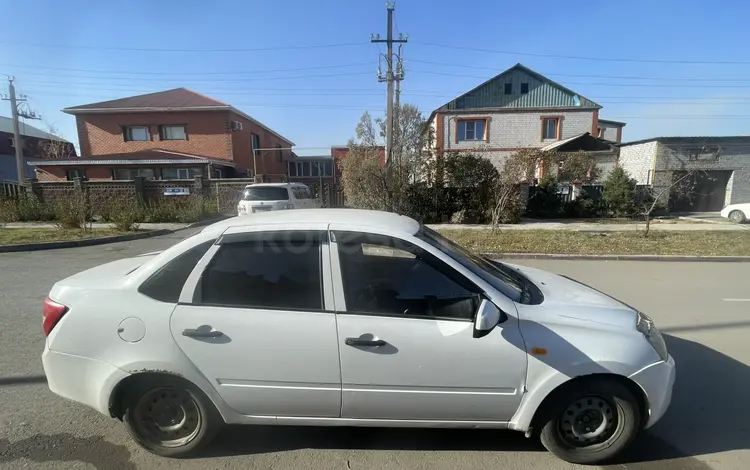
[138,239,216,303]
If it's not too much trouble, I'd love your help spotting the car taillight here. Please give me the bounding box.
[42,297,68,336]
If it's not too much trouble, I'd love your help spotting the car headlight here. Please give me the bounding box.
[636,311,668,361]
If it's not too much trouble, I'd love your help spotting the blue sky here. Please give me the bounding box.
[1,0,749,155]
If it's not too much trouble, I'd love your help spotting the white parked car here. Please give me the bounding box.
[41,210,675,465]
[720,202,750,223]
[236,182,319,216]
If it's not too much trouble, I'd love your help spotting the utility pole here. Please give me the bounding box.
[2,77,40,184]
[371,2,407,166]
[393,44,404,166]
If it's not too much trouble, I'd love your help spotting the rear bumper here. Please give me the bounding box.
[629,354,676,428]
[42,346,129,417]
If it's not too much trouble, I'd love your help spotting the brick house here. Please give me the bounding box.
[29,88,294,181]
[618,136,750,211]
[423,63,623,181]
[0,116,76,182]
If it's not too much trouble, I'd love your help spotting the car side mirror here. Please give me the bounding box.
[473,299,507,339]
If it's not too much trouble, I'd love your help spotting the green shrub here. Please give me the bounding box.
[603,167,637,217]
[53,192,91,229]
[16,194,54,221]
[526,176,562,218]
[561,191,606,218]
[0,199,20,223]
[142,197,205,223]
[108,199,143,231]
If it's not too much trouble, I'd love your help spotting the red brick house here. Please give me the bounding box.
[29,88,294,181]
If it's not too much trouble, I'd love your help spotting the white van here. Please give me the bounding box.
[237,183,320,215]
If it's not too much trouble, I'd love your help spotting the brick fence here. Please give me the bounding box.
[28,177,345,217]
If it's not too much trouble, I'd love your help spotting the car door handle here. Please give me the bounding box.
[182,328,223,338]
[345,337,386,347]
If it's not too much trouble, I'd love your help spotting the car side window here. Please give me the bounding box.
[334,231,479,321]
[138,239,216,303]
[290,188,301,199]
[196,231,324,311]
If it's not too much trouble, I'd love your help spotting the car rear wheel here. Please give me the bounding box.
[539,379,641,465]
[122,377,221,457]
[728,210,746,224]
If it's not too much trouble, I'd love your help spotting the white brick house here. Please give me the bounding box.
[423,63,624,180]
[619,137,750,211]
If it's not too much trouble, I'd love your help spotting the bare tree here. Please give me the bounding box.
[638,169,706,236]
[36,123,75,159]
[339,107,424,213]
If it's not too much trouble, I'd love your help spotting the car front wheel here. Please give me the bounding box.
[728,210,746,224]
[122,377,222,458]
[539,379,641,465]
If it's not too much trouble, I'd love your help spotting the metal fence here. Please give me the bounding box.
[0,181,26,200]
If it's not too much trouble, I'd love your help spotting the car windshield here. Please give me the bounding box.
[242,187,289,201]
[416,226,530,303]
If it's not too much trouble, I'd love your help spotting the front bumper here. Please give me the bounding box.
[42,346,130,417]
[628,354,676,428]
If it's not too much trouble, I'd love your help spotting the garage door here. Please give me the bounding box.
[670,170,732,212]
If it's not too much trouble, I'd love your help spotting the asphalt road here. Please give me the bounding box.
[1,228,749,470]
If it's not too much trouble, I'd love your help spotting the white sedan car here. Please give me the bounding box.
[720,202,749,223]
[41,209,675,465]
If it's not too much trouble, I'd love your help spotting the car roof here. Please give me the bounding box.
[202,209,420,235]
[243,182,307,188]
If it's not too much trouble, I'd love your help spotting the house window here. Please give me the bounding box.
[324,160,333,176]
[162,168,202,179]
[457,119,486,141]
[521,83,529,94]
[276,144,283,162]
[159,125,187,141]
[123,126,150,142]
[542,118,560,140]
[66,169,86,181]
[504,83,512,95]
[251,133,261,154]
[113,168,156,180]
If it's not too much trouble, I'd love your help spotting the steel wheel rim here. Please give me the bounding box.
[133,387,202,448]
[730,211,743,222]
[557,395,619,448]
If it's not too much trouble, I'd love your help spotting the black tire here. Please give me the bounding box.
[728,210,746,224]
[538,379,641,465]
[122,376,222,458]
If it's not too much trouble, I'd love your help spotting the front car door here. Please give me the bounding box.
[170,226,341,418]
[329,228,528,422]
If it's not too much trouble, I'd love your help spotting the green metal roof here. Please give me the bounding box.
[435,63,602,112]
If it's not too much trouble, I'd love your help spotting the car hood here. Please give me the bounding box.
[505,263,637,329]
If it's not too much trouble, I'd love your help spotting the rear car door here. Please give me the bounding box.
[329,229,528,422]
[170,227,341,418]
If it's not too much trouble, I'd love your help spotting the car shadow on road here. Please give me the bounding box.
[201,333,747,469]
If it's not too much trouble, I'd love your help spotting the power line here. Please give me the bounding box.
[408,59,750,82]
[3,71,374,84]
[0,62,374,77]
[408,70,750,88]
[411,41,750,65]
[0,40,369,53]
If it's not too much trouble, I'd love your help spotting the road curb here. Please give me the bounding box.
[185,214,230,229]
[0,229,173,253]
[484,252,750,262]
